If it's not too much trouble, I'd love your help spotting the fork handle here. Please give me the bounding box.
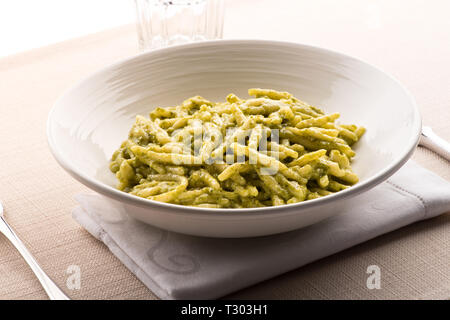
[420,127,450,161]
[0,217,70,300]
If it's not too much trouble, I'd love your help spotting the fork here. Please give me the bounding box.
[0,200,69,300]
[419,126,450,161]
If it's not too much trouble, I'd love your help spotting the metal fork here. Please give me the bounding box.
[0,200,69,300]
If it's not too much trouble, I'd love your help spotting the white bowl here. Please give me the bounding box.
[47,40,421,238]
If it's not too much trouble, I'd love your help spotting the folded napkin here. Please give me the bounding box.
[73,161,450,299]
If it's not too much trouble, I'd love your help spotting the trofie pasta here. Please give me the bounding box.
[109,89,365,208]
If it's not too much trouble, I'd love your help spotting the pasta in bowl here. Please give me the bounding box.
[110,88,365,208]
[47,40,420,237]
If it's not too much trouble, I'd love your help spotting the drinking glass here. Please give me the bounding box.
[134,0,225,51]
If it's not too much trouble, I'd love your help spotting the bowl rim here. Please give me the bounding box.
[47,39,422,216]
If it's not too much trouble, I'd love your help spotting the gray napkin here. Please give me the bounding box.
[72,161,450,299]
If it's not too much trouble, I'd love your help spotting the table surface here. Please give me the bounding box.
[0,0,449,299]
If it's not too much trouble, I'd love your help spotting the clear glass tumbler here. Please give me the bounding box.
[134,0,225,51]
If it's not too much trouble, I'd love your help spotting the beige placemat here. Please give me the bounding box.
[0,0,449,299]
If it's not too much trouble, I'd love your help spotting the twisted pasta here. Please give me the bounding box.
[110,89,365,208]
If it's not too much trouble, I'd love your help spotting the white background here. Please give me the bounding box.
[0,0,135,58]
